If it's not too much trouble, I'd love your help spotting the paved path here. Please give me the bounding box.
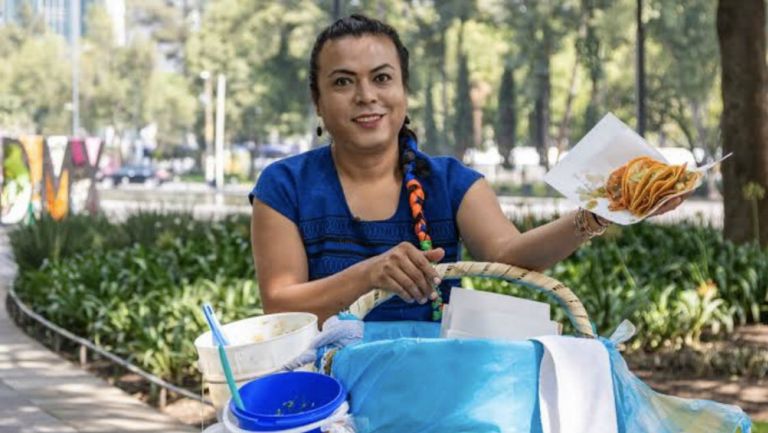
[0,227,196,433]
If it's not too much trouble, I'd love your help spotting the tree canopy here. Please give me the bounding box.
[0,0,725,161]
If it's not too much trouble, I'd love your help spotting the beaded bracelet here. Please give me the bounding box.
[574,208,609,240]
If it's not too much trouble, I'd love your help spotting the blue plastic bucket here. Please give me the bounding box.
[230,371,346,432]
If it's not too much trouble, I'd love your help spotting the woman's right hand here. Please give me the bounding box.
[364,242,445,304]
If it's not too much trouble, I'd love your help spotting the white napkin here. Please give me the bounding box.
[533,336,618,433]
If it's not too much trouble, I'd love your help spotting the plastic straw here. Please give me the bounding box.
[203,303,230,346]
[202,303,244,410]
[218,345,245,410]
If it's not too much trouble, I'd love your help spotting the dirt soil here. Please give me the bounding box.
[631,324,768,422]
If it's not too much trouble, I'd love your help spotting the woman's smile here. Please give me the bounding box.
[352,113,386,129]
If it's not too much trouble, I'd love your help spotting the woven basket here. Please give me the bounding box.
[348,261,595,338]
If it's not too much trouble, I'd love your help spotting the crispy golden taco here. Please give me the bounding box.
[604,157,700,216]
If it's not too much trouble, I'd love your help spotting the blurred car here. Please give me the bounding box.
[257,143,298,158]
[106,164,170,186]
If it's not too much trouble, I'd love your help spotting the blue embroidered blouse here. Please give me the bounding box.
[250,145,482,321]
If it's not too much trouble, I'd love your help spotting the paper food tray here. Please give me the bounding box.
[544,113,730,225]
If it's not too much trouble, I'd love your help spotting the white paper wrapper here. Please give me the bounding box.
[544,113,728,225]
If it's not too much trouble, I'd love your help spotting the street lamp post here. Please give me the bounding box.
[200,71,214,184]
[71,0,81,136]
[214,73,227,190]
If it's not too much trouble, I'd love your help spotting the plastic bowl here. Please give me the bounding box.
[230,371,346,431]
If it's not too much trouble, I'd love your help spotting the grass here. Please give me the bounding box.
[753,421,768,433]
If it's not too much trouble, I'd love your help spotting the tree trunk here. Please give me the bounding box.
[689,101,722,199]
[579,0,603,139]
[534,26,552,169]
[454,20,474,160]
[424,74,439,155]
[496,64,517,168]
[583,80,600,138]
[440,30,450,154]
[717,0,768,246]
[636,0,647,137]
[555,54,579,163]
[689,100,706,165]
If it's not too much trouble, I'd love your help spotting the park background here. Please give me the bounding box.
[0,0,766,431]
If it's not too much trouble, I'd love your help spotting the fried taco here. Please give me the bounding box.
[603,157,700,216]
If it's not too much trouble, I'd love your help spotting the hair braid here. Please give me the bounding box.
[402,137,432,251]
[400,130,443,320]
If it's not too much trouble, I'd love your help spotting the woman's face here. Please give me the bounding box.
[314,34,407,154]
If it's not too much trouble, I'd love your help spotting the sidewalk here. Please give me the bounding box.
[0,227,196,433]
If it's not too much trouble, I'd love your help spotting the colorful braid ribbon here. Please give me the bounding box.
[403,137,443,321]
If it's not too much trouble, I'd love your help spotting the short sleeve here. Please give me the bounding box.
[249,162,299,223]
[445,157,484,217]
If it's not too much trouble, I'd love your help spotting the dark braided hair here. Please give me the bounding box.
[310,14,442,319]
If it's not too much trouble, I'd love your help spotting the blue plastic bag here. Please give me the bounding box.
[606,338,751,432]
[330,321,752,433]
[334,333,543,432]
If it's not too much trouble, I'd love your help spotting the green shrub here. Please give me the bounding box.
[9,211,768,384]
[9,213,123,272]
[12,212,256,384]
[466,221,768,349]
[753,421,768,433]
[8,210,252,272]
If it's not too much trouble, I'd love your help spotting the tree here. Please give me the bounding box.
[145,72,197,154]
[423,74,440,155]
[186,0,324,143]
[646,0,720,164]
[576,0,607,137]
[495,64,516,168]
[128,0,190,68]
[8,36,71,134]
[454,47,474,159]
[121,38,157,133]
[0,0,729,171]
[406,3,447,152]
[434,0,478,154]
[258,22,310,138]
[80,4,126,136]
[0,2,70,134]
[504,0,579,168]
[717,0,768,246]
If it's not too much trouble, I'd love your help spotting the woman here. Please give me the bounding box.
[249,14,683,325]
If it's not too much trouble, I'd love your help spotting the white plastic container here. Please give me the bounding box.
[221,399,351,433]
[194,312,318,408]
[203,423,226,433]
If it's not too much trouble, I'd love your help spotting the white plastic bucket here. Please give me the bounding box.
[221,399,351,433]
[194,312,318,408]
[203,423,226,433]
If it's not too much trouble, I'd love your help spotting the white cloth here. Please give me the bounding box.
[532,335,618,433]
[281,316,363,371]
